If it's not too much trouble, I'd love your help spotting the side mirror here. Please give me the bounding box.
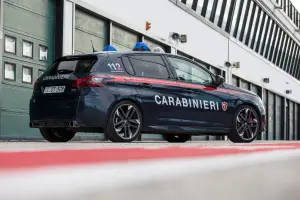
[213,75,225,87]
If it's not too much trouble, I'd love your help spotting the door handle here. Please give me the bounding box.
[139,83,152,88]
[185,89,194,93]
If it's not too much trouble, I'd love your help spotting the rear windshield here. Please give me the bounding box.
[44,56,98,75]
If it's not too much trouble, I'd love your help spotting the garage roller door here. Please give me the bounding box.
[1,0,55,138]
[240,79,250,90]
[275,95,282,140]
[75,8,107,53]
[267,91,275,140]
[261,89,268,140]
[295,104,299,139]
[289,101,294,140]
[232,75,239,87]
[112,24,138,51]
[144,37,167,52]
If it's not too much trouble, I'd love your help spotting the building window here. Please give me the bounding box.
[4,35,16,54]
[38,69,45,77]
[4,62,16,81]
[22,66,32,84]
[22,40,33,58]
[39,45,48,61]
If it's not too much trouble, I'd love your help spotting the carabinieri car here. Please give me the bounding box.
[29,51,266,143]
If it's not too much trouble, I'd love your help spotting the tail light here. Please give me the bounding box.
[34,80,39,89]
[72,76,106,87]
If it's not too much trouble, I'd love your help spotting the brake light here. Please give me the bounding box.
[72,76,105,87]
[34,80,39,89]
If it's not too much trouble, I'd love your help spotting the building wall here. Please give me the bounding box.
[1,0,55,138]
[78,0,300,104]
[61,0,300,140]
[0,0,298,140]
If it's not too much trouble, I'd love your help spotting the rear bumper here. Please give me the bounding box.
[29,96,109,128]
[29,118,85,128]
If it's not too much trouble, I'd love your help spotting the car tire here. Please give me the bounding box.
[227,105,260,143]
[40,128,76,142]
[105,101,142,142]
[162,134,191,143]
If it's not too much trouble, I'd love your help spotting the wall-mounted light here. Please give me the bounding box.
[286,89,292,94]
[169,32,187,43]
[262,78,270,83]
[224,61,231,67]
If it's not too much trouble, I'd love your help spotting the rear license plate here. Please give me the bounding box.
[43,86,66,94]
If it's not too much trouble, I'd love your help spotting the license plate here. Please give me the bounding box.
[43,86,66,94]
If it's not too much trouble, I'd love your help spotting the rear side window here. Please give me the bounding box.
[128,55,169,79]
[98,56,128,74]
[45,56,97,75]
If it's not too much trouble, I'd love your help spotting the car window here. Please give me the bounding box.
[121,56,135,75]
[128,55,170,79]
[44,56,97,75]
[98,56,128,74]
[167,57,213,84]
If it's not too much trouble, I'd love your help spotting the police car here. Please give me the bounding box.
[29,42,266,143]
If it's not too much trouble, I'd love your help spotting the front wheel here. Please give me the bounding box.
[162,134,191,143]
[40,128,76,142]
[227,105,260,143]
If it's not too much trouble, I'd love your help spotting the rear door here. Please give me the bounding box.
[33,55,100,119]
[123,54,184,129]
[165,55,232,130]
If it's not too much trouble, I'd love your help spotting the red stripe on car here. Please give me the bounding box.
[106,75,246,95]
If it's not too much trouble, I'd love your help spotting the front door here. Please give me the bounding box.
[165,56,233,132]
[124,54,184,130]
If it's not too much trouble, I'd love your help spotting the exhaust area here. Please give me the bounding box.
[69,120,80,128]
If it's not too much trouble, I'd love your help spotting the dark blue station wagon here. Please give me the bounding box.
[29,51,266,143]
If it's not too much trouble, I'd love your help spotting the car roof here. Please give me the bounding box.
[59,51,181,60]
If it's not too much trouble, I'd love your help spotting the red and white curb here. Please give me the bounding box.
[1,143,300,200]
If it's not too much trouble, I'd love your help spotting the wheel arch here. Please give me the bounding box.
[239,102,261,117]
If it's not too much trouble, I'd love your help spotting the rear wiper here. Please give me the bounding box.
[57,69,74,74]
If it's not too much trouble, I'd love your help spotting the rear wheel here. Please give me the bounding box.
[228,105,260,143]
[40,128,75,142]
[105,101,142,142]
[162,134,191,143]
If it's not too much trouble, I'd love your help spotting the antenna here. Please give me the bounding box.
[91,40,96,53]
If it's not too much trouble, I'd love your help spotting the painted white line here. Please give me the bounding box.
[0,148,300,200]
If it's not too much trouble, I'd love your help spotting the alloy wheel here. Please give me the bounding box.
[236,108,259,141]
[113,104,141,140]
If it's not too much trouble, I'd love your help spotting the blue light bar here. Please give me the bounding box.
[132,42,151,51]
[103,45,117,51]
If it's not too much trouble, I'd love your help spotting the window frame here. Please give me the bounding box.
[4,35,17,55]
[125,54,173,80]
[22,66,33,84]
[4,62,16,81]
[22,40,34,59]
[164,55,216,86]
[39,44,48,62]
